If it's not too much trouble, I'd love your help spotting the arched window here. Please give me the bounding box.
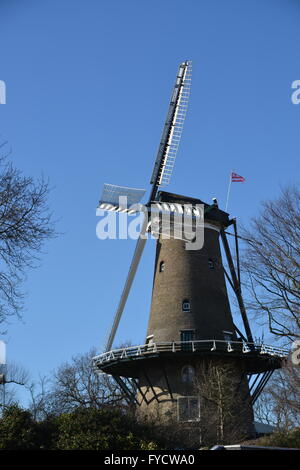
[181,365,195,383]
[182,299,191,312]
[208,258,214,270]
[159,261,165,272]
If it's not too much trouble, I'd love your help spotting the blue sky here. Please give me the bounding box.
[0,0,299,405]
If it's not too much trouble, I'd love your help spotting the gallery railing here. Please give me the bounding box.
[93,340,289,366]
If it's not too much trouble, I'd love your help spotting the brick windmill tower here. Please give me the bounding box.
[93,62,287,444]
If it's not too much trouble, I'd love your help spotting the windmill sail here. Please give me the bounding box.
[150,61,192,199]
[97,184,146,213]
[104,216,148,352]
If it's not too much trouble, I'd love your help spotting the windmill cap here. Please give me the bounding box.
[158,191,230,226]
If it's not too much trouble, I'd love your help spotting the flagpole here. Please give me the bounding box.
[225,170,232,212]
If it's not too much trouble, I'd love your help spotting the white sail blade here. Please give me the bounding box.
[104,216,148,352]
[150,61,192,191]
[100,183,146,206]
[97,183,146,214]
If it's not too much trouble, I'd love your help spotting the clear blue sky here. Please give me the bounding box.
[0,0,299,405]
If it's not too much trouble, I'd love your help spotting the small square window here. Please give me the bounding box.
[182,299,191,312]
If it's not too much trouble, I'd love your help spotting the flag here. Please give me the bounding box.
[231,172,245,182]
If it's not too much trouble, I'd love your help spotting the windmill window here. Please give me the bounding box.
[180,330,195,351]
[182,299,191,312]
[159,261,165,272]
[208,258,214,269]
[181,365,195,383]
[178,396,200,422]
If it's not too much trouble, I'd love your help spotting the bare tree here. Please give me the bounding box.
[0,145,55,327]
[29,348,132,418]
[194,360,254,446]
[26,375,50,420]
[0,361,29,412]
[254,361,300,431]
[3,361,29,386]
[241,186,300,342]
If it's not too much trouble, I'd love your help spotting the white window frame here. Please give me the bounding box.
[182,299,191,312]
[177,396,200,422]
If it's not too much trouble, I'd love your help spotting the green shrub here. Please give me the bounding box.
[258,428,300,449]
[0,405,167,450]
[0,405,41,450]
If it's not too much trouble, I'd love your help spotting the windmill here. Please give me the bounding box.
[93,62,287,443]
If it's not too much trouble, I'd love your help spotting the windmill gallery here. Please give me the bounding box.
[93,62,288,445]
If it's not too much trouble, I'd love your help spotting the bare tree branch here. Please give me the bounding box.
[241,186,300,343]
[27,348,132,419]
[0,142,56,326]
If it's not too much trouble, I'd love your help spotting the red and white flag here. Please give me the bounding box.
[231,172,245,182]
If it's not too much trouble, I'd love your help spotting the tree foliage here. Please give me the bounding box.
[0,405,162,450]
[256,427,300,448]
[0,405,41,450]
[55,407,160,450]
